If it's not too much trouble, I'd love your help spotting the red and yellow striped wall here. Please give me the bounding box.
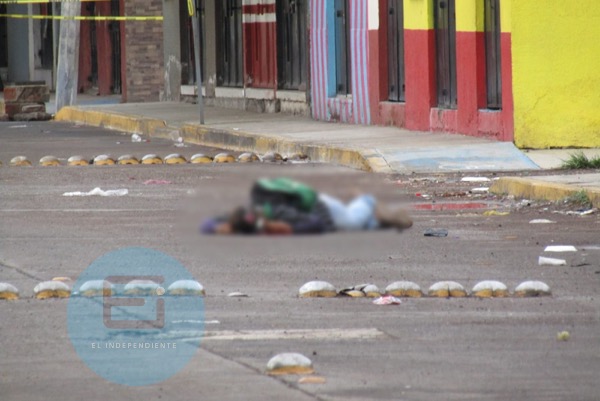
[368,0,513,141]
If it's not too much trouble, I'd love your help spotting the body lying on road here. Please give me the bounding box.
[201,177,413,235]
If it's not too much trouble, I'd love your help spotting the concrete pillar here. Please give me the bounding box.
[6,4,34,82]
[161,0,181,101]
[203,0,217,97]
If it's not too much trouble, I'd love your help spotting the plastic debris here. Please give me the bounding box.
[385,281,423,298]
[266,353,314,375]
[424,228,448,237]
[67,155,89,166]
[544,245,577,252]
[483,210,510,216]
[0,283,19,300]
[39,155,60,166]
[78,280,113,297]
[34,280,70,299]
[131,133,142,142]
[556,331,570,341]
[372,295,402,305]
[538,256,567,266]
[63,187,128,197]
[228,291,249,297]
[461,177,491,183]
[529,219,556,224]
[298,376,326,384]
[10,156,32,167]
[191,153,213,164]
[143,179,171,185]
[514,281,551,297]
[471,280,509,298]
[428,281,468,297]
[167,280,205,296]
[471,187,489,193]
[164,153,187,164]
[298,281,337,298]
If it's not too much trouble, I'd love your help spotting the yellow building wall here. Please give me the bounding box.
[512,1,600,148]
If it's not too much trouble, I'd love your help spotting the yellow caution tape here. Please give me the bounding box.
[0,13,163,21]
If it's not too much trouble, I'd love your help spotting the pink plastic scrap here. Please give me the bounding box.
[143,179,172,185]
[372,295,402,305]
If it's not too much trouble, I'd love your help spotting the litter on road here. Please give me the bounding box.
[529,219,556,224]
[538,256,567,266]
[372,295,402,305]
[63,187,129,197]
[424,228,449,237]
[461,176,491,183]
[544,245,577,252]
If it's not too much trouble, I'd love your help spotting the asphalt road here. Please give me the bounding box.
[1,122,599,401]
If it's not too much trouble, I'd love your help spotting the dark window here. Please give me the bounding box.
[485,0,502,109]
[277,0,308,90]
[181,0,205,85]
[334,0,351,95]
[387,0,405,102]
[434,0,457,108]
[216,0,243,87]
[109,0,121,93]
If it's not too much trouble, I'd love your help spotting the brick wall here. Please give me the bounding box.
[124,0,163,102]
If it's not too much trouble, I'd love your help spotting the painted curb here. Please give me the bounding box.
[55,107,168,136]
[490,177,600,207]
[53,107,393,173]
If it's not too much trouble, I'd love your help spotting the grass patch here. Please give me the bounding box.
[561,151,600,169]
[563,190,592,208]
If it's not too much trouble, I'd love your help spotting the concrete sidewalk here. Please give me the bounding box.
[52,101,600,206]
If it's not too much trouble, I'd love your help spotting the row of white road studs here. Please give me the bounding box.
[0,278,551,300]
[3,151,304,167]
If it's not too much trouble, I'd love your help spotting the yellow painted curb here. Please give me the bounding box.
[490,177,600,207]
[55,106,167,136]
[53,106,393,173]
[179,124,378,172]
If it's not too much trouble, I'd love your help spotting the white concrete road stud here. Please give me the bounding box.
[428,281,468,297]
[141,154,163,164]
[117,154,140,165]
[385,281,423,298]
[167,280,205,296]
[472,280,509,298]
[39,155,60,166]
[124,280,162,296]
[164,153,187,164]
[0,283,20,300]
[299,281,337,298]
[237,152,260,163]
[261,151,285,162]
[514,281,552,297]
[339,283,381,298]
[68,155,89,166]
[10,156,32,167]
[266,353,314,375]
[77,280,113,297]
[214,153,236,163]
[190,153,213,164]
[93,154,115,165]
[34,280,70,299]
